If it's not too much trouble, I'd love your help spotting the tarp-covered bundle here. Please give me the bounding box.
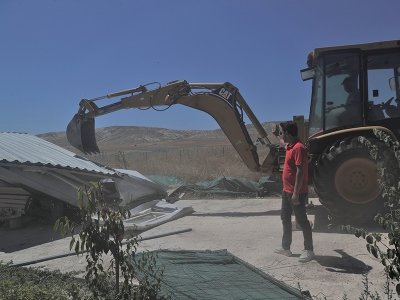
[146,175,282,197]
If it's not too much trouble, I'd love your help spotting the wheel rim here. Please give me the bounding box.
[334,158,382,204]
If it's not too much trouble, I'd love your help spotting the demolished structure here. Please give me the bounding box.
[0,132,191,229]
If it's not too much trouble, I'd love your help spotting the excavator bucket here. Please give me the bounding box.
[66,114,100,154]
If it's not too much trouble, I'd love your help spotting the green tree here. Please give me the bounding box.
[55,182,170,299]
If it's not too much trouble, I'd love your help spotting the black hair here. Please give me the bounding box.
[280,121,298,137]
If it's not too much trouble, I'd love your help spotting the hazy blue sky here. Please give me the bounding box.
[1,1,399,134]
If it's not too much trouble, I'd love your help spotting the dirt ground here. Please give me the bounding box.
[0,198,392,299]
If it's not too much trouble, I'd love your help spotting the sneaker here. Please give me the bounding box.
[298,250,315,263]
[274,246,292,257]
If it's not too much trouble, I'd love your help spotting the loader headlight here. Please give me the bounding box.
[300,67,316,81]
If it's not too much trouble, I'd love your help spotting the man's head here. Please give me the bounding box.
[280,121,298,142]
[342,77,357,93]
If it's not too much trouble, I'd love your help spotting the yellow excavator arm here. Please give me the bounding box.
[66,80,282,174]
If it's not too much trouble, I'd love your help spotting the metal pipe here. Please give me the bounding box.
[9,228,192,267]
[90,85,148,101]
[235,91,271,144]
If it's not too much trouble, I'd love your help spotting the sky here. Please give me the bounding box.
[1,0,399,135]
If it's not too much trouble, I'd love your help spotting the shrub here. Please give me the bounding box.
[0,261,80,300]
[55,181,171,299]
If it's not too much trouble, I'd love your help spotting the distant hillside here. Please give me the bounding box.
[37,122,280,152]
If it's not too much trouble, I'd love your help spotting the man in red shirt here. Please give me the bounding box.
[272,121,314,263]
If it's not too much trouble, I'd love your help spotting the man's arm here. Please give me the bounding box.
[291,164,305,205]
[272,124,287,148]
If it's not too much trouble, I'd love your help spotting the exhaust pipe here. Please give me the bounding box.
[66,114,100,154]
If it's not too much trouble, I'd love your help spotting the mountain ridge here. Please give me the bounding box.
[37,122,279,152]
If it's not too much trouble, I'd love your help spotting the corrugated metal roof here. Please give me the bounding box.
[0,132,117,176]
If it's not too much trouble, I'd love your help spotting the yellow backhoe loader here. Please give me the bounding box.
[67,39,400,223]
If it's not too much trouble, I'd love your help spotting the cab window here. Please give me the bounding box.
[324,52,362,130]
[367,53,400,121]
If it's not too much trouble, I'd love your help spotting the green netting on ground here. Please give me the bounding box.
[136,249,309,300]
[145,175,282,197]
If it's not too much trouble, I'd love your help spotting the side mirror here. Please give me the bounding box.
[389,77,396,91]
[300,67,316,81]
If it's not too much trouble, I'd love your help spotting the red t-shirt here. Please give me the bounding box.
[282,139,308,194]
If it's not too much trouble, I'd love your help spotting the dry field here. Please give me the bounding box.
[37,123,322,198]
[87,144,271,183]
[38,123,280,184]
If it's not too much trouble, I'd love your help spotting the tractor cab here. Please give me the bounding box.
[301,40,400,146]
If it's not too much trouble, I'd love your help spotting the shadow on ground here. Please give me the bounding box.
[0,219,76,253]
[192,204,387,234]
[313,249,373,274]
[310,205,389,234]
[1,203,387,253]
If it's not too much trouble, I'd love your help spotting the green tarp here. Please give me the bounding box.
[136,249,310,300]
[145,175,282,197]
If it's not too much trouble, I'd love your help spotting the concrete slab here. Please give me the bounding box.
[0,198,389,299]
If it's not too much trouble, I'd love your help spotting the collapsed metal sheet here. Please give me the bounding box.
[114,169,168,207]
[92,199,194,232]
[95,170,192,230]
[0,167,99,208]
[123,199,194,231]
[0,132,117,176]
[0,133,169,218]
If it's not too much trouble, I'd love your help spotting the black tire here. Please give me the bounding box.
[313,136,399,223]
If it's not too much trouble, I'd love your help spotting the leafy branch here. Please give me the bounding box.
[54,181,170,299]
